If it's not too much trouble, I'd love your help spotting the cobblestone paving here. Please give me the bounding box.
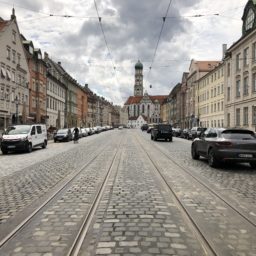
[0,133,115,227]
[140,131,256,221]
[0,137,122,256]
[79,134,206,255]
[138,131,256,255]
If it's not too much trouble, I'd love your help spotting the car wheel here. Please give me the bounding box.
[42,140,47,148]
[170,137,173,142]
[191,144,199,160]
[151,135,153,140]
[1,149,8,155]
[249,162,256,169]
[208,149,218,168]
[54,140,57,143]
[27,143,32,153]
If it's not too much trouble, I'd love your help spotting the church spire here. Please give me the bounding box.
[11,7,16,21]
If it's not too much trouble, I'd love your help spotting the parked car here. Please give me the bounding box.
[1,124,47,154]
[191,128,256,168]
[54,128,72,142]
[181,128,190,139]
[151,124,173,142]
[147,123,155,133]
[141,124,149,131]
[80,128,88,137]
[172,128,182,137]
[189,127,207,140]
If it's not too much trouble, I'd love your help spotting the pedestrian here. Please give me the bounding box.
[73,127,79,143]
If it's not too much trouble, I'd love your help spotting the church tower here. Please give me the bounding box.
[134,60,143,96]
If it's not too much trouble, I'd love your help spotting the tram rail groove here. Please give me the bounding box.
[0,141,114,248]
[67,138,124,256]
[150,138,256,228]
[135,135,217,256]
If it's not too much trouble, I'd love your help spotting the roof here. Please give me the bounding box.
[0,20,9,32]
[196,61,221,72]
[125,95,168,105]
[135,60,143,69]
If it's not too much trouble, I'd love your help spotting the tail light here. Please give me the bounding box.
[215,141,232,147]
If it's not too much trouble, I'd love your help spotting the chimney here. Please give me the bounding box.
[58,62,61,66]
[84,83,88,89]
[222,44,227,59]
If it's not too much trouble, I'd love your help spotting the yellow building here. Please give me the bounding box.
[196,62,224,128]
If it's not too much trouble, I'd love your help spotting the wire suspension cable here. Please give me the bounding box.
[146,0,174,84]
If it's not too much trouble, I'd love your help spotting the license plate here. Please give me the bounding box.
[239,154,253,158]
[8,145,16,149]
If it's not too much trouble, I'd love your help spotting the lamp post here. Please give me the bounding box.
[14,96,19,124]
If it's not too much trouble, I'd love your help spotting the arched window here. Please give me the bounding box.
[142,105,144,113]
[148,105,150,116]
[137,105,140,115]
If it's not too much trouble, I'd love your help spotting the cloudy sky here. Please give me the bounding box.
[0,0,248,105]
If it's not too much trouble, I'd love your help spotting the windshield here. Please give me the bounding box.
[5,126,31,135]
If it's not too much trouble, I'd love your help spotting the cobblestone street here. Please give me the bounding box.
[0,129,256,255]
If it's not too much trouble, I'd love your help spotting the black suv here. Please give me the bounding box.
[151,124,173,142]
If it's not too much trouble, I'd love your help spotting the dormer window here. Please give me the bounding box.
[245,8,255,31]
[29,45,33,54]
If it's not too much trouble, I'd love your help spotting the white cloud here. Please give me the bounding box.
[0,0,249,104]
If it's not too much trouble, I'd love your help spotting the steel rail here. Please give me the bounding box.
[66,137,123,256]
[135,134,217,256]
[151,138,256,228]
[0,140,114,248]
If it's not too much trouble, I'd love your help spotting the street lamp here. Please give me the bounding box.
[14,96,19,124]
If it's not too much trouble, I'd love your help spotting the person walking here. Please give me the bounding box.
[73,127,79,143]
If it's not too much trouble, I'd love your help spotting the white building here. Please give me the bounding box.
[125,60,168,124]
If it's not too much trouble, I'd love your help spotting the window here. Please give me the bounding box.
[227,63,231,76]
[17,54,21,65]
[244,47,249,66]
[236,80,241,97]
[243,77,249,95]
[245,8,255,31]
[227,113,230,127]
[252,106,256,124]
[12,30,16,43]
[221,84,223,94]
[243,107,249,125]
[236,53,241,71]
[252,73,256,92]
[6,47,11,59]
[12,50,16,63]
[253,42,256,63]
[236,108,240,126]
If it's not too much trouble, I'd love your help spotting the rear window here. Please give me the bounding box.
[197,127,206,131]
[221,131,256,140]
[158,125,172,131]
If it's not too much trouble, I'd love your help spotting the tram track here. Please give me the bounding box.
[0,135,124,254]
[135,133,256,256]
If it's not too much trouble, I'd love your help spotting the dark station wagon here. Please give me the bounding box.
[191,128,256,168]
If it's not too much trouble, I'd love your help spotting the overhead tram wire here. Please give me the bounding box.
[146,0,174,89]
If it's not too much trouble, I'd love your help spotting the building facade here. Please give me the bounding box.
[0,9,29,130]
[224,0,256,131]
[196,62,224,128]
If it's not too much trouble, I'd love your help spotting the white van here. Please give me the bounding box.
[1,124,47,154]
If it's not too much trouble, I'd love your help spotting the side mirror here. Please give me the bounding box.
[31,130,35,135]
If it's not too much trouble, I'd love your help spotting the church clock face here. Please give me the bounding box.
[245,8,255,31]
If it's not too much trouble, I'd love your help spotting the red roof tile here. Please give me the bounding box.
[125,95,168,105]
